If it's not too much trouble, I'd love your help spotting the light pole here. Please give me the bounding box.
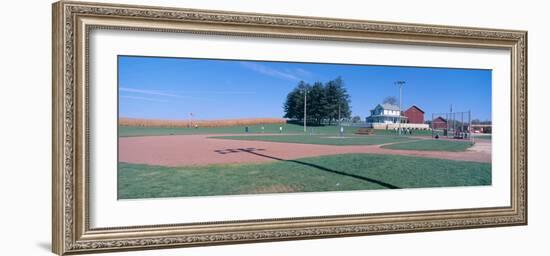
[449,104,453,135]
[395,81,406,135]
[338,102,343,137]
[303,87,307,133]
[338,102,341,126]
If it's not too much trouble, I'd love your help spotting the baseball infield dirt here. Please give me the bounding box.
[118,134,491,167]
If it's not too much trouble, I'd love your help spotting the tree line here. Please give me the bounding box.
[283,77,351,125]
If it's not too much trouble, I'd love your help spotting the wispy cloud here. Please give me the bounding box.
[120,87,211,101]
[240,62,303,81]
[119,87,180,97]
[175,90,256,95]
[120,95,169,102]
[294,68,313,78]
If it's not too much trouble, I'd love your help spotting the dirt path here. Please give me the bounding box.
[468,139,492,154]
[119,134,491,167]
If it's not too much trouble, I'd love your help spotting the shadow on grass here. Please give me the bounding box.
[214,148,400,189]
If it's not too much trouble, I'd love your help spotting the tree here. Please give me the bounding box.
[324,77,351,125]
[308,82,327,125]
[352,116,361,123]
[283,77,351,126]
[283,81,309,120]
[383,96,398,105]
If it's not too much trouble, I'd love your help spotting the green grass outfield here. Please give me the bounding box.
[118,123,431,137]
[118,153,491,199]
[473,134,492,140]
[381,139,473,152]
[370,129,433,137]
[210,134,473,151]
[119,123,344,137]
[210,134,414,146]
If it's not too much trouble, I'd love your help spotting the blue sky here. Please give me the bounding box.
[118,56,492,121]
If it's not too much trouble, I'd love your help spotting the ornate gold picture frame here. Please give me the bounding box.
[52,1,527,255]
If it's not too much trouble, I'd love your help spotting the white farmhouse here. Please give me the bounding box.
[366,103,406,124]
[365,103,429,130]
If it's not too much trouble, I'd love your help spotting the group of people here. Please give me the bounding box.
[243,125,346,135]
[243,126,283,133]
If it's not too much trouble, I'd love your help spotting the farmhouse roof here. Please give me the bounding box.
[379,103,400,111]
[406,105,425,113]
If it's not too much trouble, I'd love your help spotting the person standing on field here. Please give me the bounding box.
[279,126,283,133]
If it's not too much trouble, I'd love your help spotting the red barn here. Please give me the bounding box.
[404,105,425,124]
[432,116,448,129]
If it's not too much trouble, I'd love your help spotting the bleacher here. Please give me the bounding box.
[355,127,374,135]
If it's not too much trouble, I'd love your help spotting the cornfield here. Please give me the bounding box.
[119,117,287,128]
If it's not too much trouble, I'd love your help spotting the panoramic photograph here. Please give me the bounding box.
[117,55,492,199]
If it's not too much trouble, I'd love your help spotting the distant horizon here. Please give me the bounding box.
[118,55,492,121]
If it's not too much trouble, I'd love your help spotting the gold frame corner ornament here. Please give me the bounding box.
[52,1,527,255]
